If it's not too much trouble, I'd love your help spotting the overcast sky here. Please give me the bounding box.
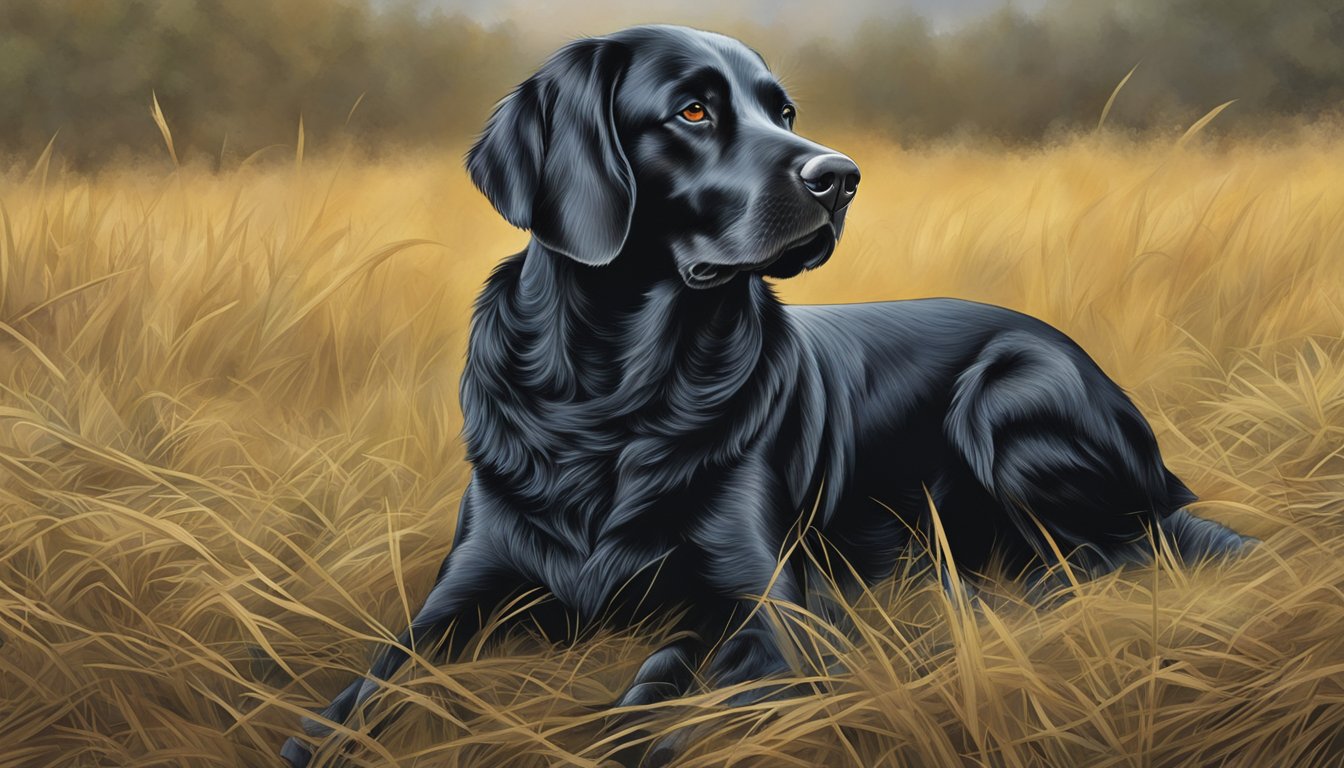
[405,0,1049,43]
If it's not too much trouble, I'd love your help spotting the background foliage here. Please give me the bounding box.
[2,0,1342,166]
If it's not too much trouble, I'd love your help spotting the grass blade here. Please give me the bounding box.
[1097,61,1140,132]
[150,91,179,168]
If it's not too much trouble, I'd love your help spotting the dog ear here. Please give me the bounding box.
[465,39,634,266]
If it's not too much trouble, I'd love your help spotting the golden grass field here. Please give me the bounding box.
[2,130,1343,767]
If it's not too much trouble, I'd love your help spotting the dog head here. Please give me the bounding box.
[466,25,859,289]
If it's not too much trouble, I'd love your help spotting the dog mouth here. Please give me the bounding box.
[681,261,739,289]
[758,225,836,279]
[680,224,837,289]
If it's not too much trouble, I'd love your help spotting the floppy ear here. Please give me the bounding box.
[465,39,635,266]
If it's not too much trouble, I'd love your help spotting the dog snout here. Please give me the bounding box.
[799,153,860,212]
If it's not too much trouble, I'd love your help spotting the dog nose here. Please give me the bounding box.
[799,153,860,212]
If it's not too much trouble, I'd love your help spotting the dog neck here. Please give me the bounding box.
[471,239,786,404]
[460,239,808,523]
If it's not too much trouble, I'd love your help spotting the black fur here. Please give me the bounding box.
[281,25,1254,767]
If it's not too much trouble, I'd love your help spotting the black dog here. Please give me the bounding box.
[281,24,1253,766]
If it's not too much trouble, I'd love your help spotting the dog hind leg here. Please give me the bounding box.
[944,332,1253,577]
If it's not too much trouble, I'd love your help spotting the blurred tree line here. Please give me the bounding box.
[1,0,1341,167]
[777,0,1344,143]
[0,0,528,167]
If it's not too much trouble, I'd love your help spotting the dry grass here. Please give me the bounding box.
[1,131,1342,767]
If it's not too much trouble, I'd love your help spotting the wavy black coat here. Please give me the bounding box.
[281,25,1253,767]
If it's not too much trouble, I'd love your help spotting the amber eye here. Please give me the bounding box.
[781,104,796,124]
[680,102,708,123]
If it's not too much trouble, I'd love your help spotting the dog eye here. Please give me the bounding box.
[679,102,709,123]
[781,104,796,126]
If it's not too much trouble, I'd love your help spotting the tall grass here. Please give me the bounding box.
[1,131,1342,766]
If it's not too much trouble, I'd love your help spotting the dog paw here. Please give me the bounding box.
[641,743,678,768]
[300,714,334,737]
[279,736,314,768]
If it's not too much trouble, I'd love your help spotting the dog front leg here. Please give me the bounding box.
[613,634,705,708]
[603,634,707,767]
[691,466,820,693]
[280,535,514,767]
[631,495,818,765]
[632,601,810,767]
